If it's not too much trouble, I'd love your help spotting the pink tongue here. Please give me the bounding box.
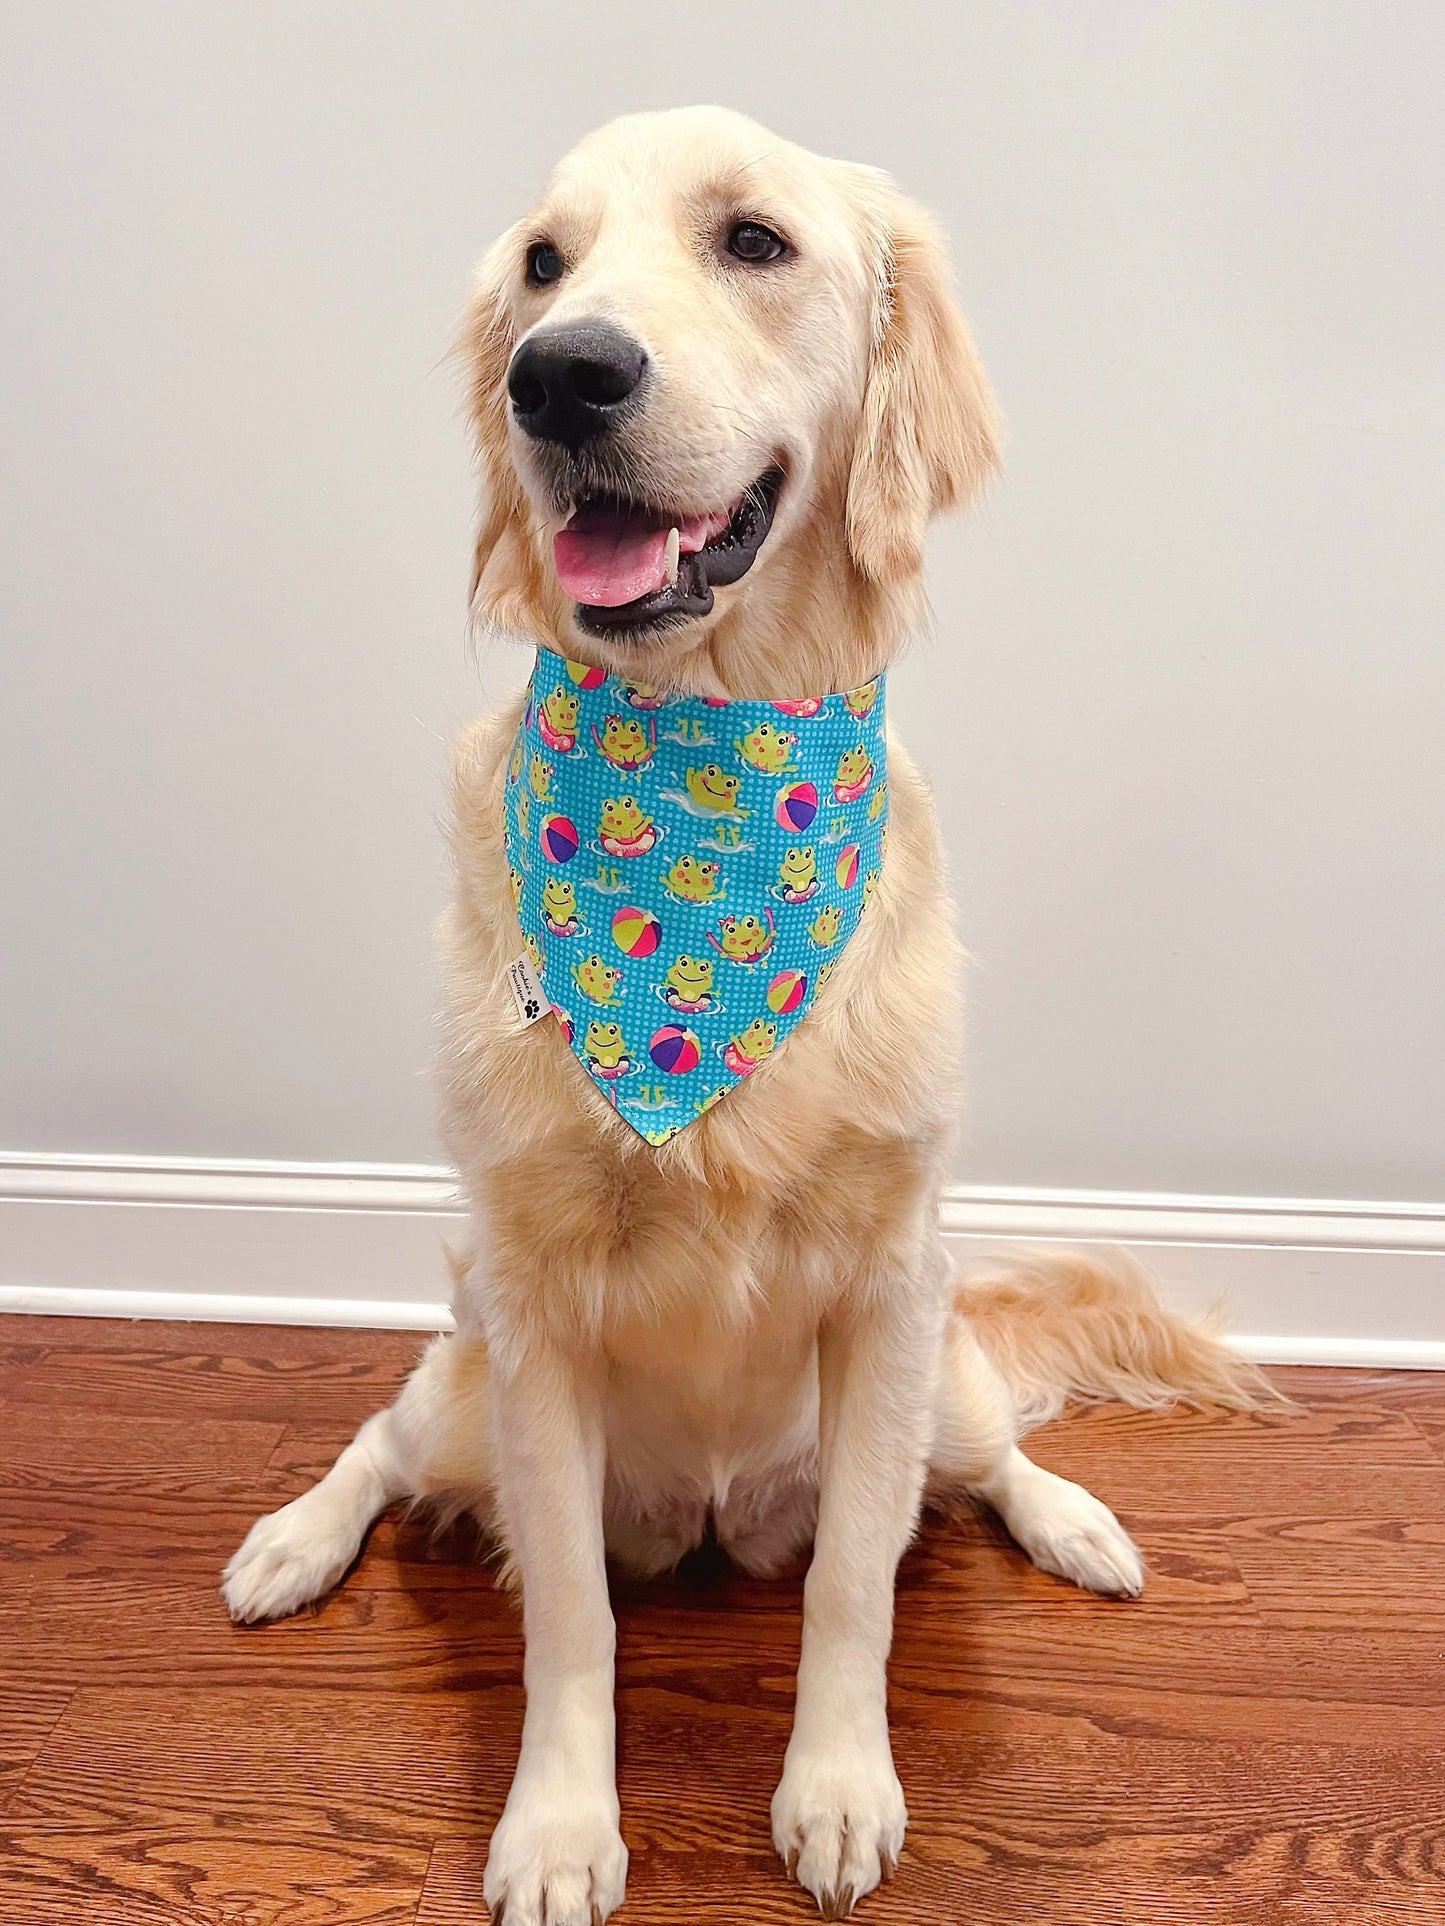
[553,506,729,607]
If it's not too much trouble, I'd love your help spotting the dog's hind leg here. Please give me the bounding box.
[223,1331,494,1623]
[929,1314,1145,1597]
[933,1249,1279,1596]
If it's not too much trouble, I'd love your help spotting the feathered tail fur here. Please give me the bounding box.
[955,1246,1282,1433]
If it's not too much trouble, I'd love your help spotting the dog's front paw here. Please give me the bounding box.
[484,1784,628,1926]
[771,1734,906,1918]
[222,1491,364,1623]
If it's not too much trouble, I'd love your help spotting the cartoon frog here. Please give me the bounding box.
[593,712,656,771]
[862,868,880,908]
[735,721,798,776]
[832,745,875,804]
[815,959,836,994]
[776,846,819,904]
[809,903,843,948]
[709,909,776,964]
[723,1016,778,1077]
[663,853,723,903]
[541,877,580,937]
[867,779,889,825]
[621,678,666,712]
[528,750,554,801]
[662,953,716,1014]
[508,736,525,784]
[773,696,822,719]
[598,794,658,859]
[508,866,525,912]
[583,1018,632,1079]
[684,763,744,815]
[538,685,581,753]
[523,931,547,978]
[571,953,624,1004]
[844,678,880,720]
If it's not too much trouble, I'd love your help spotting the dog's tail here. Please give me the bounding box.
[955,1246,1281,1433]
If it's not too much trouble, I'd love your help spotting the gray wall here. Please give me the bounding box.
[4,2,1442,1199]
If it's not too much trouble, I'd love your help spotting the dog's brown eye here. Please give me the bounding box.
[725,220,790,266]
[525,241,563,288]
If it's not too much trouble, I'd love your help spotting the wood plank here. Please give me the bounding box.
[1229,1538,1445,1635]
[5,1580,525,1695]
[898,1645,1445,1747]
[1032,1398,1442,1462]
[1133,1512,1445,1547]
[0,1485,482,1589]
[0,1411,285,1486]
[0,1821,429,1925]
[1032,1402,1445,1517]
[0,1334,417,1426]
[1267,1366,1445,1416]
[10,1687,511,1838]
[0,1680,73,1812]
[0,1484,299,1586]
[0,1315,423,1367]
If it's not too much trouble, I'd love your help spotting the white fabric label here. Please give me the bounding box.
[506,953,549,1027]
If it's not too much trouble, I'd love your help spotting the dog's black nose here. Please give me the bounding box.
[507,323,648,449]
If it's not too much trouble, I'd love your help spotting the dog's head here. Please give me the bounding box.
[463,106,998,689]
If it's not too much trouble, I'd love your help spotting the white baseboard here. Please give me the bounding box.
[1,1153,1441,1368]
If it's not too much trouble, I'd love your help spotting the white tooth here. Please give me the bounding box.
[664,527,680,587]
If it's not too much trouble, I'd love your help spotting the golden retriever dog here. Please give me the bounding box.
[224,106,1267,1924]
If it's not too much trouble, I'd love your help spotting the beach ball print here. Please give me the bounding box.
[775,782,818,833]
[540,814,580,863]
[612,905,661,958]
[649,1025,701,1074]
[766,969,807,1016]
[564,658,607,689]
[835,844,860,889]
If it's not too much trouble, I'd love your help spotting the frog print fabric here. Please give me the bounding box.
[504,646,888,1144]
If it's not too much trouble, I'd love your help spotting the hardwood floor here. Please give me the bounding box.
[1,1315,1442,1924]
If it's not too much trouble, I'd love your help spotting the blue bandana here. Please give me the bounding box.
[504,646,888,1144]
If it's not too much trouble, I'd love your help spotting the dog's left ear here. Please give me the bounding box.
[459,227,546,629]
[842,175,1001,585]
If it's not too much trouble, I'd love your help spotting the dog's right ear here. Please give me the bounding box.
[459,227,545,629]
[842,172,1001,586]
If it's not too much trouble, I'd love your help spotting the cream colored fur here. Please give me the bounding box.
[223,107,1270,1925]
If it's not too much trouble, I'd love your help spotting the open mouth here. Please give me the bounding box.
[554,467,784,636]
